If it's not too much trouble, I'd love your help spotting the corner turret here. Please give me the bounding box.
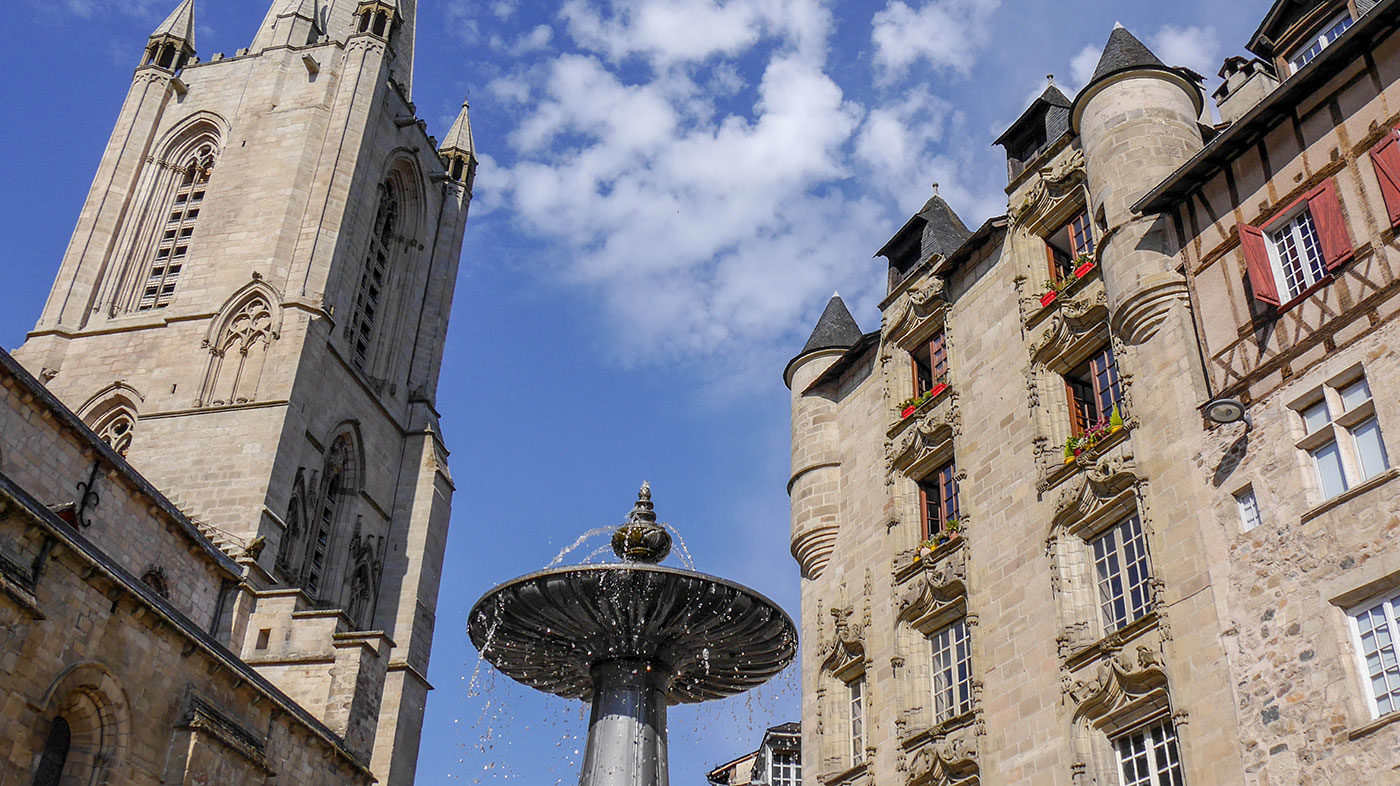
[784,294,862,580]
[142,0,196,71]
[439,100,479,191]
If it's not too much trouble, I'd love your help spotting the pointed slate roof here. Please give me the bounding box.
[151,0,196,46]
[916,192,973,260]
[993,83,1072,147]
[439,100,476,155]
[799,295,863,356]
[1090,25,1164,84]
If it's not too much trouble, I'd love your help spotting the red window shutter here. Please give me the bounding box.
[1369,133,1400,228]
[1307,179,1354,271]
[1239,223,1280,307]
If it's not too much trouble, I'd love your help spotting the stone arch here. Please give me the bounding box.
[1064,648,1176,786]
[342,518,383,631]
[77,385,143,458]
[198,281,283,407]
[32,663,130,786]
[139,565,170,599]
[299,423,364,601]
[275,468,309,584]
[344,154,428,375]
[104,112,230,315]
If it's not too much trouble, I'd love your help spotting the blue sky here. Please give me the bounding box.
[2,0,1272,781]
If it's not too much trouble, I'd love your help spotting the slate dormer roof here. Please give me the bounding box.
[993,83,1073,149]
[876,189,973,269]
[799,294,863,356]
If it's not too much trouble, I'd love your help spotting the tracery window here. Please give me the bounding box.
[303,436,356,599]
[348,184,398,370]
[93,408,137,457]
[140,146,214,310]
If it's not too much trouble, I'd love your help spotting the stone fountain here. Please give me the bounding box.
[468,483,798,786]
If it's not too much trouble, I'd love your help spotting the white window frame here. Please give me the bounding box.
[1264,202,1328,302]
[1288,12,1354,74]
[930,618,973,723]
[769,749,801,786]
[848,677,865,767]
[1293,372,1391,502]
[1111,717,1185,786]
[1091,514,1154,635]
[1347,588,1400,719]
[1234,486,1263,532]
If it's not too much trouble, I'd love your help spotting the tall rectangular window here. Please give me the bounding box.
[930,619,972,723]
[848,678,865,766]
[1349,590,1400,718]
[1066,344,1123,436]
[140,149,214,310]
[1113,719,1185,786]
[1296,374,1390,502]
[1045,209,1094,281]
[1234,487,1262,532]
[911,331,949,396]
[1268,209,1328,301]
[1092,514,1153,634]
[919,461,960,540]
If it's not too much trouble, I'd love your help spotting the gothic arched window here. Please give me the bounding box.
[200,293,276,406]
[31,717,70,786]
[140,567,170,599]
[93,407,137,457]
[139,145,215,310]
[302,436,357,599]
[347,184,398,370]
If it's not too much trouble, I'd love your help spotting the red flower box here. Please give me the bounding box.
[1040,291,1058,308]
[929,382,949,399]
[1074,261,1095,278]
[902,406,917,419]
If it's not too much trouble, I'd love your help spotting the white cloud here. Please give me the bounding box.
[1068,43,1101,93]
[1150,24,1221,78]
[870,0,1001,80]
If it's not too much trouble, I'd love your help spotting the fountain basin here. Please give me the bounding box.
[468,563,798,704]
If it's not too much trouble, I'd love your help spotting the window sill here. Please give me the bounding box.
[1274,273,1335,314]
[1348,710,1400,740]
[1301,467,1400,524]
[899,710,977,750]
[820,761,869,786]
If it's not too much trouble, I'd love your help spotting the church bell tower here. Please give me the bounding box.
[13,1,477,782]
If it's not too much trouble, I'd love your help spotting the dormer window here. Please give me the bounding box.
[1288,12,1352,73]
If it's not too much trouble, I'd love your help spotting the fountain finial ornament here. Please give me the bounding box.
[612,481,672,563]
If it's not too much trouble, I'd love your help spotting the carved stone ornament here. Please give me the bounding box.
[1053,452,1140,528]
[905,732,980,786]
[822,606,866,673]
[897,545,969,626]
[1027,293,1109,365]
[1008,148,1087,229]
[1063,640,1168,719]
[887,400,961,478]
[885,278,949,348]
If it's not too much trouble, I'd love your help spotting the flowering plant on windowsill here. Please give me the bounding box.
[916,519,963,558]
[1072,252,1096,279]
[1063,406,1125,462]
[1040,273,1076,307]
[898,376,951,418]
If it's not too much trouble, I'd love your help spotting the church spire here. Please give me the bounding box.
[252,0,321,51]
[143,0,196,71]
[439,100,478,189]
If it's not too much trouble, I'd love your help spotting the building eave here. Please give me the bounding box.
[1135,0,1400,215]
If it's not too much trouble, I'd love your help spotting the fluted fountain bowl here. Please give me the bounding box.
[468,563,797,704]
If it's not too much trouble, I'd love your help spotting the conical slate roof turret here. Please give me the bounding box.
[1090,25,1165,84]
[150,0,196,50]
[799,294,863,356]
[439,100,477,156]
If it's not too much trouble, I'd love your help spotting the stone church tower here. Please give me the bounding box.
[12,0,476,782]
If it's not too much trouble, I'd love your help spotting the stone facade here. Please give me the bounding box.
[2,0,476,783]
[786,2,1400,785]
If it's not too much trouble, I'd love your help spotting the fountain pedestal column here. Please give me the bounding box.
[579,659,670,786]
